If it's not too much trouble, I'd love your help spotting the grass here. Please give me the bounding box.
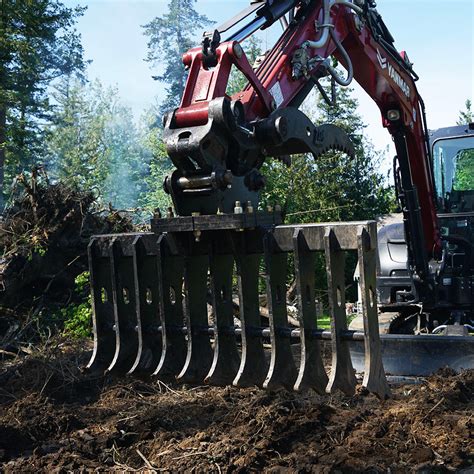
[317,316,331,329]
[316,314,357,330]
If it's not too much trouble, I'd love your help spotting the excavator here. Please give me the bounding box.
[86,0,474,398]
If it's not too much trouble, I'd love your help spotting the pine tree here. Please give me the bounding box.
[457,99,473,125]
[453,99,474,191]
[47,79,150,210]
[139,120,174,213]
[0,0,86,206]
[101,102,150,210]
[47,79,112,190]
[143,0,212,116]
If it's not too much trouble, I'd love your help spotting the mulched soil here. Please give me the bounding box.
[0,340,472,473]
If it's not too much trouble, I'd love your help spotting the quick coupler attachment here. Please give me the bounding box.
[86,217,390,399]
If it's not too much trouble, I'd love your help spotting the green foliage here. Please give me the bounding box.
[143,0,212,116]
[317,315,331,330]
[261,83,396,302]
[27,245,47,261]
[61,301,92,339]
[0,0,86,205]
[57,272,92,338]
[47,78,112,191]
[453,149,474,191]
[138,107,174,213]
[457,99,473,125]
[47,78,152,211]
[261,84,395,223]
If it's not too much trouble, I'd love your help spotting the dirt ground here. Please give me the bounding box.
[0,340,472,473]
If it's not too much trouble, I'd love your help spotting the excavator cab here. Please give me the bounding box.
[355,124,474,376]
[432,125,474,214]
[374,124,474,314]
[431,124,474,327]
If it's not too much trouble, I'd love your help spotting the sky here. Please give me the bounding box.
[65,0,474,173]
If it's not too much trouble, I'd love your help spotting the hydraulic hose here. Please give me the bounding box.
[303,0,362,49]
[333,0,363,14]
[302,0,356,86]
[327,27,353,86]
[305,0,331,49]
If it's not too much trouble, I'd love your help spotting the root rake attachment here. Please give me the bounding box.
[87,212,390,399]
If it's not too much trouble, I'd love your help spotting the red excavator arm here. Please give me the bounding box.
[164,0,440,290]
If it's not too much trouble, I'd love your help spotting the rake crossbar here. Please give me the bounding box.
[86,219,390,399]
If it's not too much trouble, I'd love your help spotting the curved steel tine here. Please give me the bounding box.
[153,234,187,378]
[233,249,267,388]
[106,238,140,374]
[292,229,328,393]
[324,228,357,395]
[205,247,240,386]
[263,232,297,390]
[86,237,116,373]
[358,227,391,399]
[177,253,213,383]
[128,235,162,375]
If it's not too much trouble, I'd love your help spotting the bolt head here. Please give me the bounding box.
[234,201,243,214]
[276,116,288,138]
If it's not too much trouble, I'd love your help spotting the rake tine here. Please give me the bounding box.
[106,238,140,374]
[292,229,328,393]
[128,235,162,375]
[324,228,357,395]
[177,253,213,383]
[357,227,391,399]
[205,246,240,386]
[86,238,116,372]
[232,234,267,388]
[153,234,187,378]
[263,232,297,390]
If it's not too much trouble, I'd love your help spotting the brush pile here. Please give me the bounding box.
[0,168,134,315]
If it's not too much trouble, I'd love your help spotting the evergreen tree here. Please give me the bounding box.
[0,0,86,206]
[139,107,175,213]
[138,106,174,213]
[457,99,473,125]
[261,84,394,223]
[261,83,395,301]
[47,79,112,190]
[101,103,150,210]
[143,0,212,116]
[453,99,474,191]
[47,79,150,210]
